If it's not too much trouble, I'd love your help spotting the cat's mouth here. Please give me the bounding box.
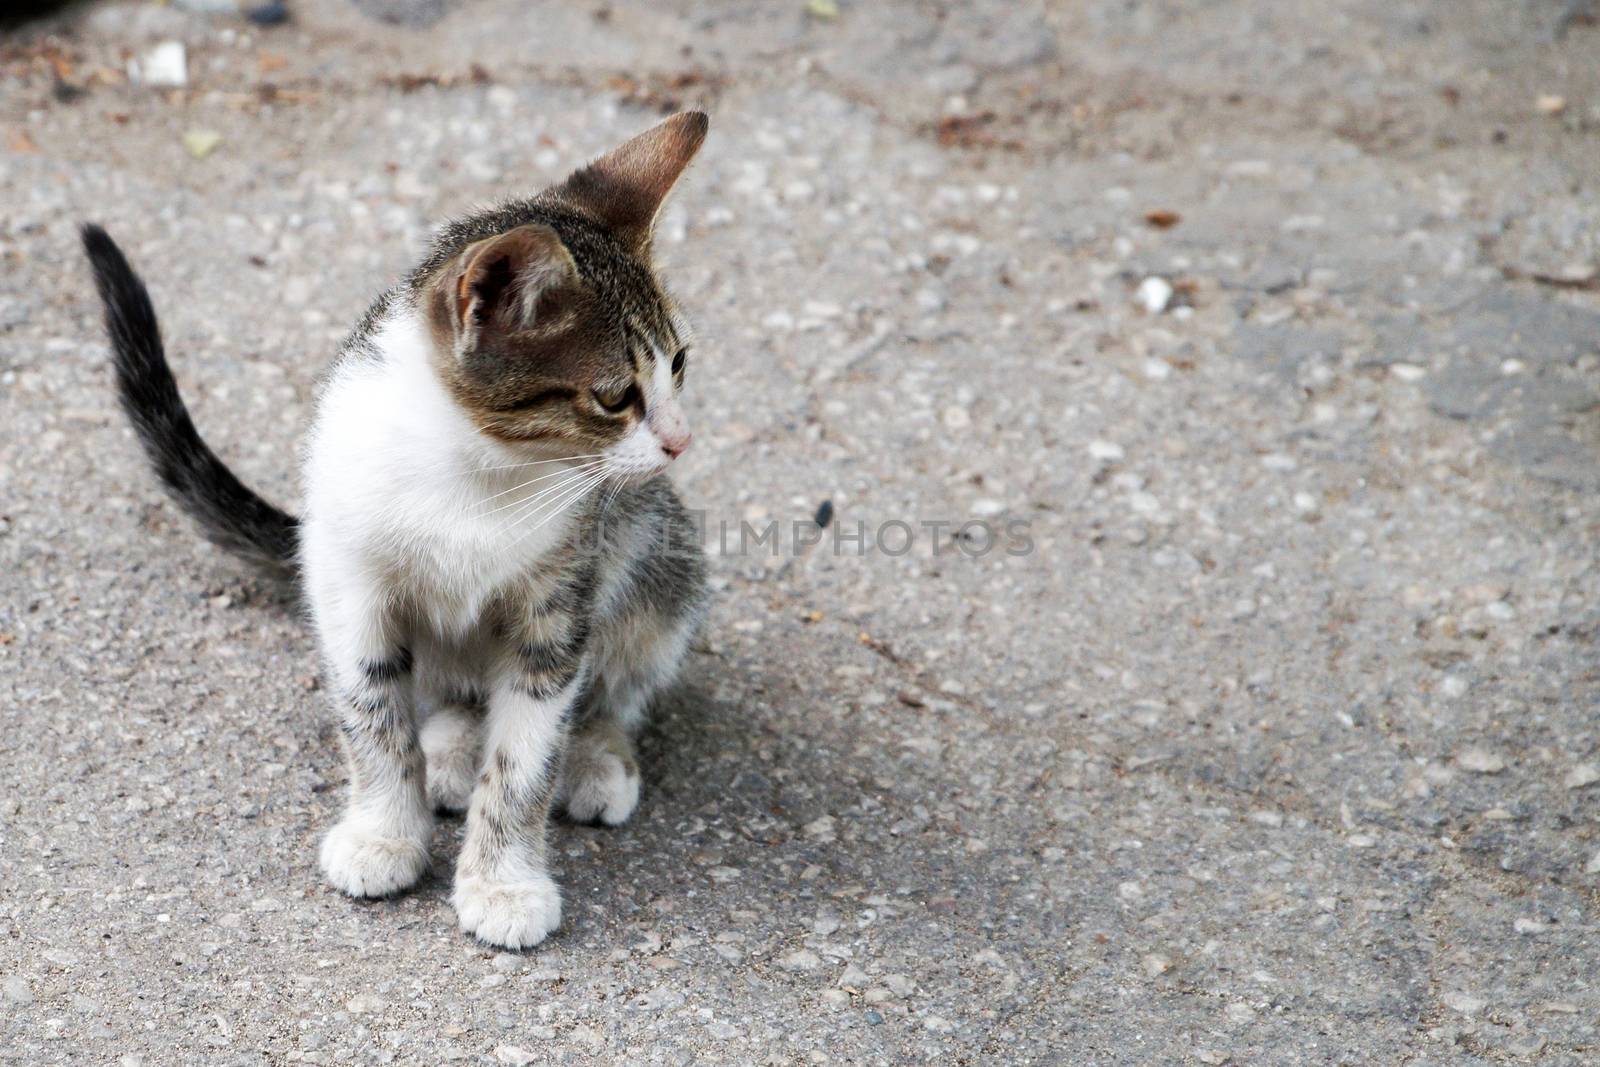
[599,419,687,485]
[601,460,670,489]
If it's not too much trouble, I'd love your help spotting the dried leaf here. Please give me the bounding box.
[807,0,840,19]
[183,129,223,160]
[1144,208,1181,229]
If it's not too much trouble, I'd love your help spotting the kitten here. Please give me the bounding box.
[82,112,712,949]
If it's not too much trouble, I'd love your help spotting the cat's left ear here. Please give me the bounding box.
[557,111,708,252]
[432,224,578,355]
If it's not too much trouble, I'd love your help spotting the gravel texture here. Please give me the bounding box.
[3,1,1600,1064]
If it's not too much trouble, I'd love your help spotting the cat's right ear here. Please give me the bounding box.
[557,111,708,253]
[430,224,577,355]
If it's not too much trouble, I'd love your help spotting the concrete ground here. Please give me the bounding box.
[3,1,1599,1063]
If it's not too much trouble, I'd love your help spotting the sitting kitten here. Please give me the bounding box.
[82,112,711,949]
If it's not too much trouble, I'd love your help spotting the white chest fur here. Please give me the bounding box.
[300,307,584,637]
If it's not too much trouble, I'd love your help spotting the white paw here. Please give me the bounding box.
[563,751,640,826]
[319,820,429,898]
[452,873,563,949]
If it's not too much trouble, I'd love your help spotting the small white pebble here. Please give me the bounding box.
[1457,748,1506,774]
[778,949,823,972]
[803,816,837,843]
[1137,276,1174,313]
[131,41,187,88]
[1564,763,1600,790]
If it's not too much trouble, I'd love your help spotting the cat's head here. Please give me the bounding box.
[419,111,708,484]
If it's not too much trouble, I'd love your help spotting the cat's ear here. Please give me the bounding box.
[557,111,708,251]
[438,224,577,353]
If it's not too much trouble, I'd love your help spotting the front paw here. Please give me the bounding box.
[319,820,429,898]
[452,873,562,949]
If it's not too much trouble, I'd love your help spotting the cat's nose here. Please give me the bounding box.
[659,430,692,459]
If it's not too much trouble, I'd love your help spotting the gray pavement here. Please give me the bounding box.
[2,1,1599,1063]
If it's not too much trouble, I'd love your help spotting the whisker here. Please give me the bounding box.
[483,470,601,527]
[503,487,598,552]
[601,480,624,519]
[595,481,624,547]
[505,469,608,549]
[477,473,601,524]
[473,461,607,512]
[522,478,605,538]
[478,463,600,504]
[474,453,606,474]
[494,465,607,528]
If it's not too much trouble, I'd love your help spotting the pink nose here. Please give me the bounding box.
[660,431,692,459]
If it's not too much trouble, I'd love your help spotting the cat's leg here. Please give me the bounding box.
[561,504,705,826]
[419,694,484,814]
[417,649,487,815]
[312,572,431,899]
[451,595,589,949]
[560,609,696,826]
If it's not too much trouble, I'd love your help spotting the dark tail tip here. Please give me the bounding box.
[81,221,113,253]
[81,223,127,287]
[81,223,301,582]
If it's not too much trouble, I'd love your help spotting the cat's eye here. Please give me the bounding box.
[670,347,687,377]
[593,384,638,415]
